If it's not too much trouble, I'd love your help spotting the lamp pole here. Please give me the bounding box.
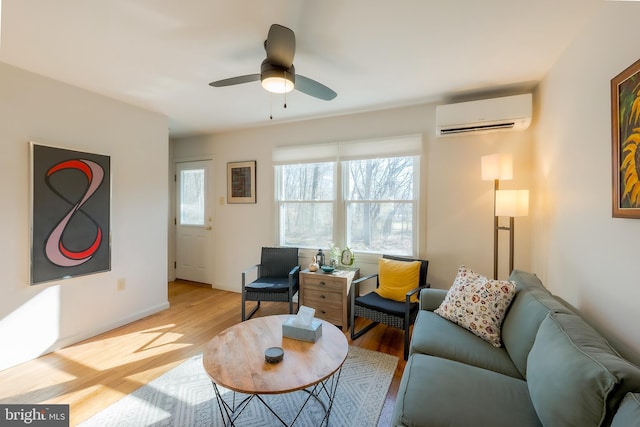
[496,217,515,279]
[493,179,499,280]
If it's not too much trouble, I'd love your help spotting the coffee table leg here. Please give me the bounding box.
[315,365,342,426]
[295,365,342,426]
[210,366,343,427]
[211,381,254,427]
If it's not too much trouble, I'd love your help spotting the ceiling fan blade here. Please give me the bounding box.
[295,75,337,100]
[265,24,295,68]
[209,74,260,87]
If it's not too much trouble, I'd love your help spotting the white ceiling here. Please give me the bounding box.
[0,0,603,138]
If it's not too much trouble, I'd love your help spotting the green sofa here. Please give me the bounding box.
[392,270,640,427]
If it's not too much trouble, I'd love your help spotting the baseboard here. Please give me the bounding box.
[1,301,171,372]
[50,301,170,356]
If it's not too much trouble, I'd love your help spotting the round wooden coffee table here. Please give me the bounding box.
[203,314,348,426]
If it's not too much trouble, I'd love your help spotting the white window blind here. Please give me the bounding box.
[272,134,422,163]
[338,135,422,160]
[272,143,339,165]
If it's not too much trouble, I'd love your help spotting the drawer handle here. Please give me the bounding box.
[321,310,326,314]
[320,295,326,299]
[319,281,326,285]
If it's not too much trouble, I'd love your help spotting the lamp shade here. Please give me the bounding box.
[495,189,529,217]
[481,153,513,181]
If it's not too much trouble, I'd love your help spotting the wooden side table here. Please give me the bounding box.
[299,268,359,332]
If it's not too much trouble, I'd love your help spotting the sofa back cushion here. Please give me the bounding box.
[501,270,573,378]
[611,393,640,427]
[527,312,640,426]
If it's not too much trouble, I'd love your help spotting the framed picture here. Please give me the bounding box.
[30,142,111,285]
[227,160,256,204]
[612,58,640,218]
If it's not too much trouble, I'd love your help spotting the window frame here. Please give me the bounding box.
[273,135,422,257]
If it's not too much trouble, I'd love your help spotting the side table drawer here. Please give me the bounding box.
[299,269,359,332]
[303,289,342,325]
[301,275,344,292]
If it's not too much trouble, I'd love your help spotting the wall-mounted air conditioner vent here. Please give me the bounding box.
[435,93,532,137]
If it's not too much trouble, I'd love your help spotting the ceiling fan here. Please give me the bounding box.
[209,24,337,101]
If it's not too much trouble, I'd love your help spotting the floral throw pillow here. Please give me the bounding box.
[434,265,517,347]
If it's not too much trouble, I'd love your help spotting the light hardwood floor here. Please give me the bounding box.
[0,281,407,426]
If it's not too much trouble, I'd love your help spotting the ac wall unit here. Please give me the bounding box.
[435,93,532,136]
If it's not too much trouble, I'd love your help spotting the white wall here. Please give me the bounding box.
[172,102,533,295]
[534,2,640,360]
[0,63,169,371]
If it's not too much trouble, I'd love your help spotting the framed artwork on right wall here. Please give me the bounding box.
[612,57,640,218]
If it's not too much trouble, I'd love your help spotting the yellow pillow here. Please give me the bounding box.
[374,258,422,303]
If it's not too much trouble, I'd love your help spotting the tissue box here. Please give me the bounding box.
[282,317,323,343]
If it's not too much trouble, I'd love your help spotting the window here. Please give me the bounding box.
[179,168,205,226]
[345,157,417,255]
[277,162,335,247]
[274,135,421,256]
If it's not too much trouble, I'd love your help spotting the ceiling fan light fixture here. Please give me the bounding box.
[260,61,295,94]
[261,75,294,94]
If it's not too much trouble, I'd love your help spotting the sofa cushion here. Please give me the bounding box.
[356,291,419,316]
[392,354,541,427]
[434,265,516,347]
[500,269,574,378]
[611,393,640,427]
[419,288,448,311]
[527,312,640,427]
[374,257,421,303]
[410,310,523,378]
[244,277,292,292]
[507,269,551,294]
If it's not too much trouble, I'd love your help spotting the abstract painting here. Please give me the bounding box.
[31,143,111,284]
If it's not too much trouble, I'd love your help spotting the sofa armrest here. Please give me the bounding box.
[419,288,448,311]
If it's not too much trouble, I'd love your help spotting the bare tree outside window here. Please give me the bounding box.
[278,162,334,247]
[345,157,416,255]
[276,154,418,256]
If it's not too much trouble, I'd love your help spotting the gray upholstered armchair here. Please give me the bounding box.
[241,247,300,321]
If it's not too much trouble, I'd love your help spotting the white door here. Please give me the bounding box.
[175,160,214,284]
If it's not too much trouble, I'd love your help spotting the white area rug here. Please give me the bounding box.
[79,346,398,426]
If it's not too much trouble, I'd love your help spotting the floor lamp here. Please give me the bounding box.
[495,189,529,278]
[481,154,513,279]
